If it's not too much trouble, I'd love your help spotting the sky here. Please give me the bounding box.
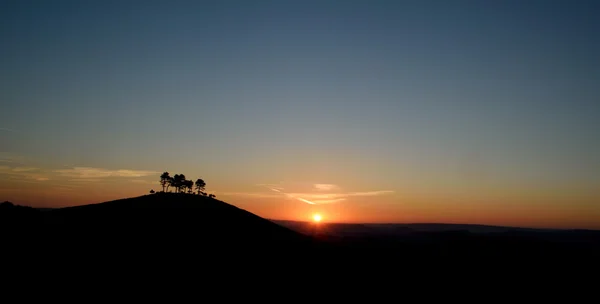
[1,0,599,229]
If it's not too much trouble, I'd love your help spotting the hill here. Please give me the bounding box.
[48,193,302,239]
[3,193,314,260]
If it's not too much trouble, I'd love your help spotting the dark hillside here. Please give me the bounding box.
[4,193,313,260]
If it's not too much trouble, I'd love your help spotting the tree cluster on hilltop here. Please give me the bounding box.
[155,172,215,198]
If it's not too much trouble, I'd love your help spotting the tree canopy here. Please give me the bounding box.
[156,172,215,198]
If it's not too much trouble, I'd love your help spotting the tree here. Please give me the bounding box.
[195,179,206,195]
[177,174,186,193]
[208,194,216,199]
[150,189,155,194]
[185,180,194,194]
[160,172,171,192]
[170,174,180,193]
[156,171,211,196]
[167,176,174,192]
[169,174,187,193]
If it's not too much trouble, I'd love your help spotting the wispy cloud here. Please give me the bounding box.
[0,166,49,182]
[296,197,317,205]
[54,167,159,179]
[309,198,347,204]
[249,183,395,205]
[0,127,17,132]
[53,186,76,192]
[220,192,282,198]
[0,162,160,184]
[314,184,339,191]
[346,190,396,197]
[285,190,395,203]
[1,164,159,185]
[256,183,285,191]
[263,185,316,204]
[0,152,26,164]
[67,178,103,183]
[12,167,38,172]
[130,179,157,185]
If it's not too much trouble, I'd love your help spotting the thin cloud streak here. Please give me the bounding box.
[0,153,27,164]
[296,197,317,205]
[287,190,395,200]
[347,190,395,197]
[130,180,157,185]
[165,185,394,206]
[265,186,316,205]
[0,166,49,182]
[311,198,347,204]
[2,165,159,184]
[258,184,394,205]
[54,167,159,179]
[314,184,339,191]
[12,167,38,172]
[220,192,282,199]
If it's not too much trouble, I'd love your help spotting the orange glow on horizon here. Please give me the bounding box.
[2,177,600,230]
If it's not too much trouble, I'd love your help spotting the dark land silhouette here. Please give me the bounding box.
[3,192,600,295]
[3,168,599,279]
[4,194,599,264]
[275,219,600,260]
[3,193,310,252]
[2,197,596,295]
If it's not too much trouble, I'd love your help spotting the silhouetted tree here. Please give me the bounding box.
[156,171,211,195]
[170,174,180,193]
[170,174,187,193]
[208,194,216,199]
[160,172,171,192]
[184,180,194,194]
[178,174,187,193]
[195,179,206,195]
[150,189,155,194]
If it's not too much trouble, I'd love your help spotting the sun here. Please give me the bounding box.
[313,214,322,222]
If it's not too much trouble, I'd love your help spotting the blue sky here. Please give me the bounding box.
[1,0,599,227]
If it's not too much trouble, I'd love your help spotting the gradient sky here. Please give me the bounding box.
[1,0,599,229]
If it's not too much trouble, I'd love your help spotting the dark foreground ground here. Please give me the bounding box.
[2,194,599,289]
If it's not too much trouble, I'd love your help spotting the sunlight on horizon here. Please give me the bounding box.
[313,214,322,223]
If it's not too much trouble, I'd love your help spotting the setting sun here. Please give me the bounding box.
[313,214,322,222]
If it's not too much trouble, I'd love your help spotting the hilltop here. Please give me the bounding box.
[48,192,300,238]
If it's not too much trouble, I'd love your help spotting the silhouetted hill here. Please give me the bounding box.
[4,193,313,261]
[48,193,301,239]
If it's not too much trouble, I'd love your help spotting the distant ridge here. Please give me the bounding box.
[272,219,575,235]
